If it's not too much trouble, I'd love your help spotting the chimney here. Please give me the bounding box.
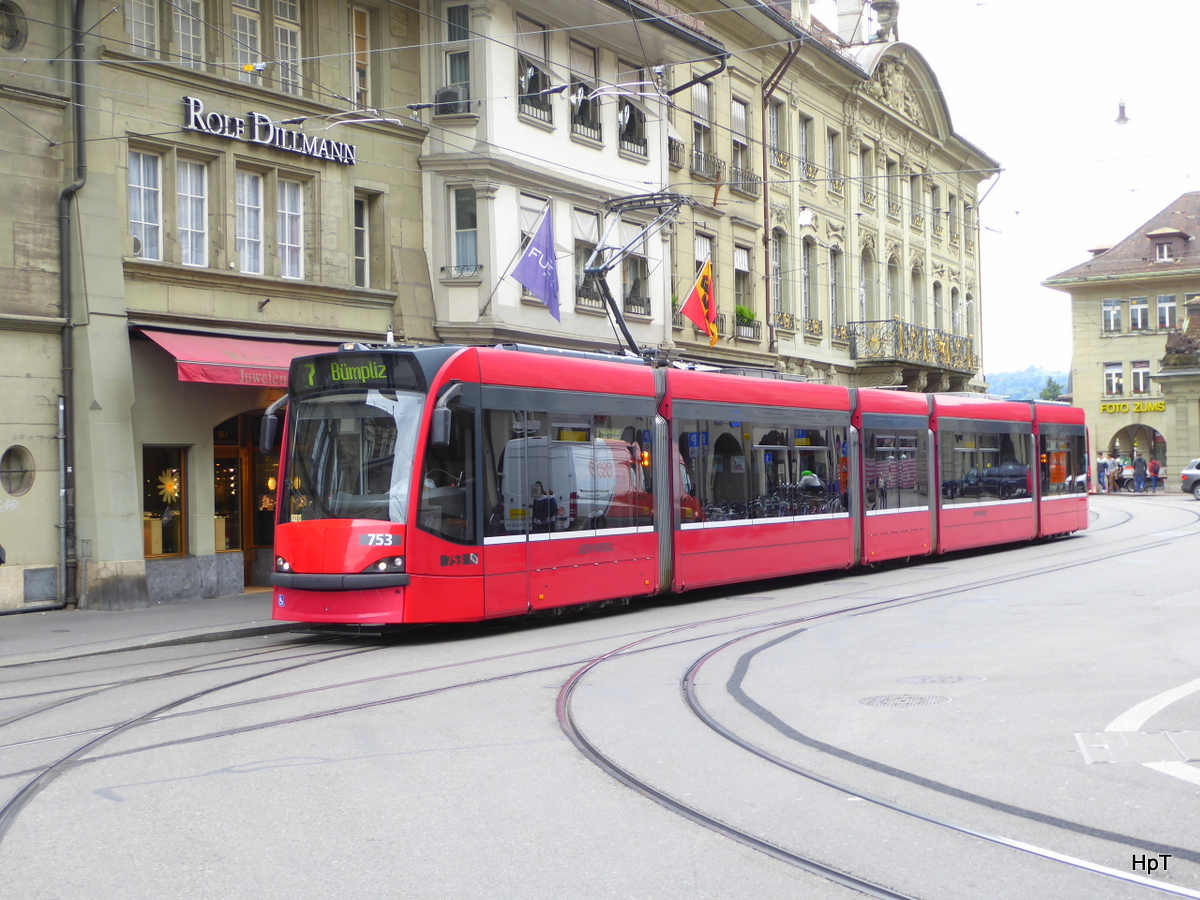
[837,0,870,44]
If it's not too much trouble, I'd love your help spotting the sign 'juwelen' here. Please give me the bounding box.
[183,96,357,166]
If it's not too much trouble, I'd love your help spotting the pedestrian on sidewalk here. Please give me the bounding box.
[1107,453,1120,492]
[1148,457,1161,493]
[1095,453,1108,493]
[1133,453,1148,493]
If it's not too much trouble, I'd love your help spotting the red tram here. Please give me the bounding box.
[266,343,1088,624]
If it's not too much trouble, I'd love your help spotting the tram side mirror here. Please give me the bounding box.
[431,406,452,448]
[260,415,278,453]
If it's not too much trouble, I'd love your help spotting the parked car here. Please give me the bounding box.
[1181,459,1200,499]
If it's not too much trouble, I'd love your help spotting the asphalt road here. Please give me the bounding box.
[2,493,1198,899]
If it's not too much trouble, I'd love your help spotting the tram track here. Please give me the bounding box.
[556,499,1200,899]
[0,496,1187,879]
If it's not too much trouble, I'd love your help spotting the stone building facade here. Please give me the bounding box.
[0,0,996,610]
[1045,191,1200,487]
[0,0,430,608]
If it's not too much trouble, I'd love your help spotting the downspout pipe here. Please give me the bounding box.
[57,0,88,609]
[761,41,802,355]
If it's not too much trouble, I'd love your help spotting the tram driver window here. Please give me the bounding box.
[418,404,476,544]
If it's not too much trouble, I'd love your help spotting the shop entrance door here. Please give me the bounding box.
[214,413,280,586]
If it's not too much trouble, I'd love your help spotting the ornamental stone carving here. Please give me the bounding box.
[866,59,927,130]
[863,367,904,388]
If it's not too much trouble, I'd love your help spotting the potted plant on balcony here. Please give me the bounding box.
[735,304,758,339]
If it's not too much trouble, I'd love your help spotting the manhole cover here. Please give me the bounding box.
[898,675,986,685]
[857,694,951,708]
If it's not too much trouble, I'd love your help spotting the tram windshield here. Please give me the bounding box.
[283,390,425,523]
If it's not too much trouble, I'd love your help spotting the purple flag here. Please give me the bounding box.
[511,209,560,321]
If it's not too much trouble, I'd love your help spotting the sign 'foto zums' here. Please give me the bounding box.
[182,96,357,166]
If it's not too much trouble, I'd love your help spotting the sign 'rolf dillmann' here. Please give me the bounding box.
[183,96,357,165]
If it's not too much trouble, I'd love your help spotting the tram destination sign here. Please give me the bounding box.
[291,352,422,397]
[183,96,357,165]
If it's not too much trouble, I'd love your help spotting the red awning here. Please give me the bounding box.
[140,329,331,387]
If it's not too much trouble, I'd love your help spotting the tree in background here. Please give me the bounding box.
[1040,377,1064,401]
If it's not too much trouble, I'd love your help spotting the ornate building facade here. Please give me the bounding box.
[0,0,995,609]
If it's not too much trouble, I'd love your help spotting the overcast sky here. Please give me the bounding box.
[810,0,1200,376]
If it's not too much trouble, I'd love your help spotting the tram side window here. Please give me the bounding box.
[863,428,929,511]
[677,417,840,520]
[418,404,476,544]
[1039,430,1088,495]
[940,425,1031,506]
[483,407,651,536]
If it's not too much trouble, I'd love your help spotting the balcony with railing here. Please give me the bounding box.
[571,113,601,142]
[623,293,651,317]
[773,311,796,332]
[440,264,483,280]
[619,133,648,156]
[735,317,762,341]
[770,147,790,170]
[575,279,606,311]
[668,137,684,169]
[803,318,824,339]
[519,92,552,122]
[691,148,725,182]
[730,166,762,197]
[846,320,978,373]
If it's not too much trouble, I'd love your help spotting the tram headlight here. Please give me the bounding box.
[274,556,292,572]
[363,556,405,574]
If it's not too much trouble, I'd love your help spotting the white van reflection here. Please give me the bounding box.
[499,434,648,532]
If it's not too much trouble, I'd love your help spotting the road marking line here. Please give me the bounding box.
[1106,676,1200,732]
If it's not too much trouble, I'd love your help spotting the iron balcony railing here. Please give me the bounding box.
[575,280,606,310]
[668,137,684,169]
[691,148,725,182]
[623,293,651,317]
[846,320,978,373]
[729,166,761,197]
[519,92,552,123]
[773,311,796,331]
[735,318,762,341]
[803,317,824,338]
[619,133,648,156]
[571,114,601,142]
[440,264,483,279]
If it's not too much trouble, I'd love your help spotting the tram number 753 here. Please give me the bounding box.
[359,534,399,546]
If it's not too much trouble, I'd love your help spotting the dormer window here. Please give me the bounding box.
[1156,241,1174,262]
